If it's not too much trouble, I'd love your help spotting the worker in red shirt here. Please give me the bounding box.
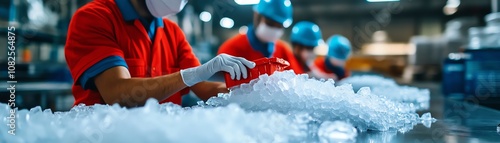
[289,21,324,74]
[311,35,352,80]
[217,0,304,74]
[64,0,255,107]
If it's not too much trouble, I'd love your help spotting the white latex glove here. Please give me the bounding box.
[180,54,256,86]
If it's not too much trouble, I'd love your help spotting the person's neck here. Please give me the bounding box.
[293,52,310,72]
[249,25,266,44]
[130,0,154,20]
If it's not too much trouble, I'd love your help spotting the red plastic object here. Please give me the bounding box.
[224,58,290,88]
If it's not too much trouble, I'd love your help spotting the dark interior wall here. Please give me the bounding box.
[212,16,424,50]
[316,18,354,43]
[212,20,486,52]
[193,0,493,51]
[211,15,471,50]
[383,18,416,42]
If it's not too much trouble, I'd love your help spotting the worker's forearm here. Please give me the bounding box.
[102,72,187,107]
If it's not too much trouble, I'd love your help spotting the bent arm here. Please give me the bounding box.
[94,66,187,107]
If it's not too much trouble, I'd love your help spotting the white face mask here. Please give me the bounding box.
[301,50,316,65]
[255,21,284,43]
[146,0,188,17]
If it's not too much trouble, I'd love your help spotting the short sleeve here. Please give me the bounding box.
[64,6,125,85]
[80,56,128,90]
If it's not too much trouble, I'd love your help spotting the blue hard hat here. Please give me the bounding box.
[326,35,352,60]
[290,21,323,48]
[254,0,293,28]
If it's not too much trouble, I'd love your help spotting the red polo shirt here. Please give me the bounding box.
[64,0,200,106]
[312,57,351,80]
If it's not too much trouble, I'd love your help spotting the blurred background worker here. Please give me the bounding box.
[289,21,323,74]
[311,35,352,80]
[64,0,255,107]
[217,0,303,74]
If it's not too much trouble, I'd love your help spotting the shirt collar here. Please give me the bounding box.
[115,0,140,21]
[115,0,164,28]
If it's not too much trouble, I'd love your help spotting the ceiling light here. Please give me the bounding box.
[220,17,234,29]
[367,0,399,2]
[235,0,259,5]
[199,11,212,22]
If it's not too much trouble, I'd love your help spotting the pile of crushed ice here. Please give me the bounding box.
[204,71,435,132]
[0,100,359,143]
[1,71,436,142]
[338,75,431,110]
[337,75,398,90]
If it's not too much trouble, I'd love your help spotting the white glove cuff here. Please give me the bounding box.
[180,67,202,87]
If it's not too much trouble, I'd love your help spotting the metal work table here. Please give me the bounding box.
[356,98,500,143]
[356,82,500,143]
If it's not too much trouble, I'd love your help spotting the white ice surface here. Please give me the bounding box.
[1,71,437,143]
[205,71,435,132]
[339,75,431,110]
[1,100,320,143]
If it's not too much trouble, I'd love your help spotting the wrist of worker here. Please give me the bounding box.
[180,66,211,87]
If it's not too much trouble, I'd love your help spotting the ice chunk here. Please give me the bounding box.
[29,106,42,113]
[372,86,430,110]
[420,112,434,121]
[340,75,431,111]
[143,98,160,113]
[318,121,357,143]
[421,121,432,128]
[206,71,434,132]
[420,112,437,128]
[357,87,371,96]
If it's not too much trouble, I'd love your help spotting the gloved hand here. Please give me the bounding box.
[180,54,256,86]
